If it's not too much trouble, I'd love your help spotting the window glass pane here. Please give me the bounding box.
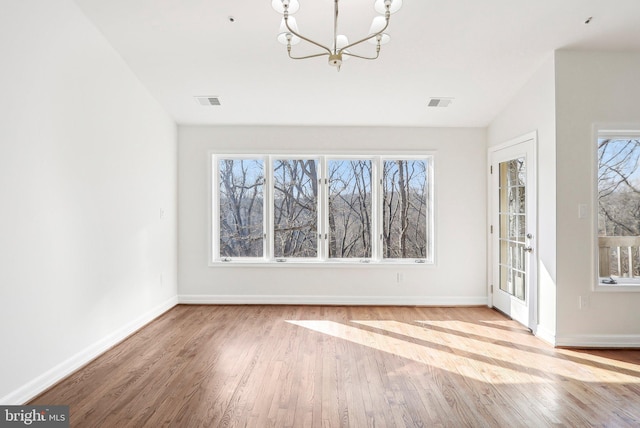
[273,159,319,257]
[219,159,264,257]
[597,137,640,281]
[498,157,526,299]
[382,159,428,259]
[328,160,372,258]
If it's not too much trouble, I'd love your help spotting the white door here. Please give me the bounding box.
[490,135,537,329]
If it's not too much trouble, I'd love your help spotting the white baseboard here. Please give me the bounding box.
[535,325,556,346]
[555,334,640,348]
[178,294,488,306]
[0,295,178,405]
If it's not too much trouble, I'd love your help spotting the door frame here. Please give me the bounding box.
[487,131,538,331]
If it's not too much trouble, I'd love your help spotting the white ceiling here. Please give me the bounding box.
[73,0,640,127]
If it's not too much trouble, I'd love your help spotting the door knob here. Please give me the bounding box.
[524,246,533,253]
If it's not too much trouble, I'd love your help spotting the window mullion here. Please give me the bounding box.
[318,156,327,261]
[372,157,382,261]
[265,155,274,261]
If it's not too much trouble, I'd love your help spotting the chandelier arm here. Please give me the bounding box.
[341,51,381,61]
[284,14,332,55]
[288,52,331,60]
[338,12,390,54]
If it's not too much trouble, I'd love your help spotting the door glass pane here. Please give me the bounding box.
[219,159,264,258]
[514,270,525,300]
[508,187,517,216]
[499,265,510,293]
[382,159,429,259]
[498,158,526,301]
[328,160,372,258]
[518,186,526,213]
[273,159,319,258]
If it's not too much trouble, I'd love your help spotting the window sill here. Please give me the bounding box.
[594,283,640,292]
[209,260,434,268]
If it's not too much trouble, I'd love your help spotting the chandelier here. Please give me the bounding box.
[271,0,403,71]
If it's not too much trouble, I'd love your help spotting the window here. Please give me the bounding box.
[382,159,429,259]
[273,159,319,258]
[597,129,640,286]
[212,154,434,264]
[328,159,372,259]
[218,158,264,258]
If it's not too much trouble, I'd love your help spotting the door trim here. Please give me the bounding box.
[487,131,538,331]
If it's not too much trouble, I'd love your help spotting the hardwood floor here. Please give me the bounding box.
[30,305,640,427]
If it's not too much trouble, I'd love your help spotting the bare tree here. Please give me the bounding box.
[219,159,264,257]
[383,160,428,258]
[597,138,640,277]
[218,157,430,260]
[328,160,372,258]
[598,139,640,236]
[273,159,318,257]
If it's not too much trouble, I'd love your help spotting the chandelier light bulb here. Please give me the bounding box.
[368,16,391,45]
[272,0,299,14]
[277,17,301,45]
[374,0,402,14]
[368,33,390,45]
[336,35,349,50]
[336,35,351,61]
[369,16,386,34]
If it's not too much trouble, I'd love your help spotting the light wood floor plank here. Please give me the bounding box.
[30,305,640,427]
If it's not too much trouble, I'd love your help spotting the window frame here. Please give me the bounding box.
[325,156,377,262]
[379,156,434,263]
[270,156,322,262]
[211,152,435,266]
[212,155,267,262]
[593,124,640,292]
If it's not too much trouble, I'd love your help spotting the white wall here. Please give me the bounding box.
[488,56,556,343]
[0,0,178,403]
[178,126,487,304]
[488,50,640,346]
[555,51,640,345]
[488,55,557,343]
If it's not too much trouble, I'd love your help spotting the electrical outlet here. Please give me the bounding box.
[397,273,404,283]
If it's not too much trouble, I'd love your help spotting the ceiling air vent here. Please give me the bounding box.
[195,96,221,106]
[428,98,453,107]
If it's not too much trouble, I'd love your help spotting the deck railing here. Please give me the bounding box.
[598,236,640,279]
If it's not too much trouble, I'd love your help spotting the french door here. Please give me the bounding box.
[490,135,537,329]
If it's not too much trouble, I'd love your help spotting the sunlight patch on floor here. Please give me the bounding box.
[287,319,640,385]
[358,320,640,384]
[287,319,547,385]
